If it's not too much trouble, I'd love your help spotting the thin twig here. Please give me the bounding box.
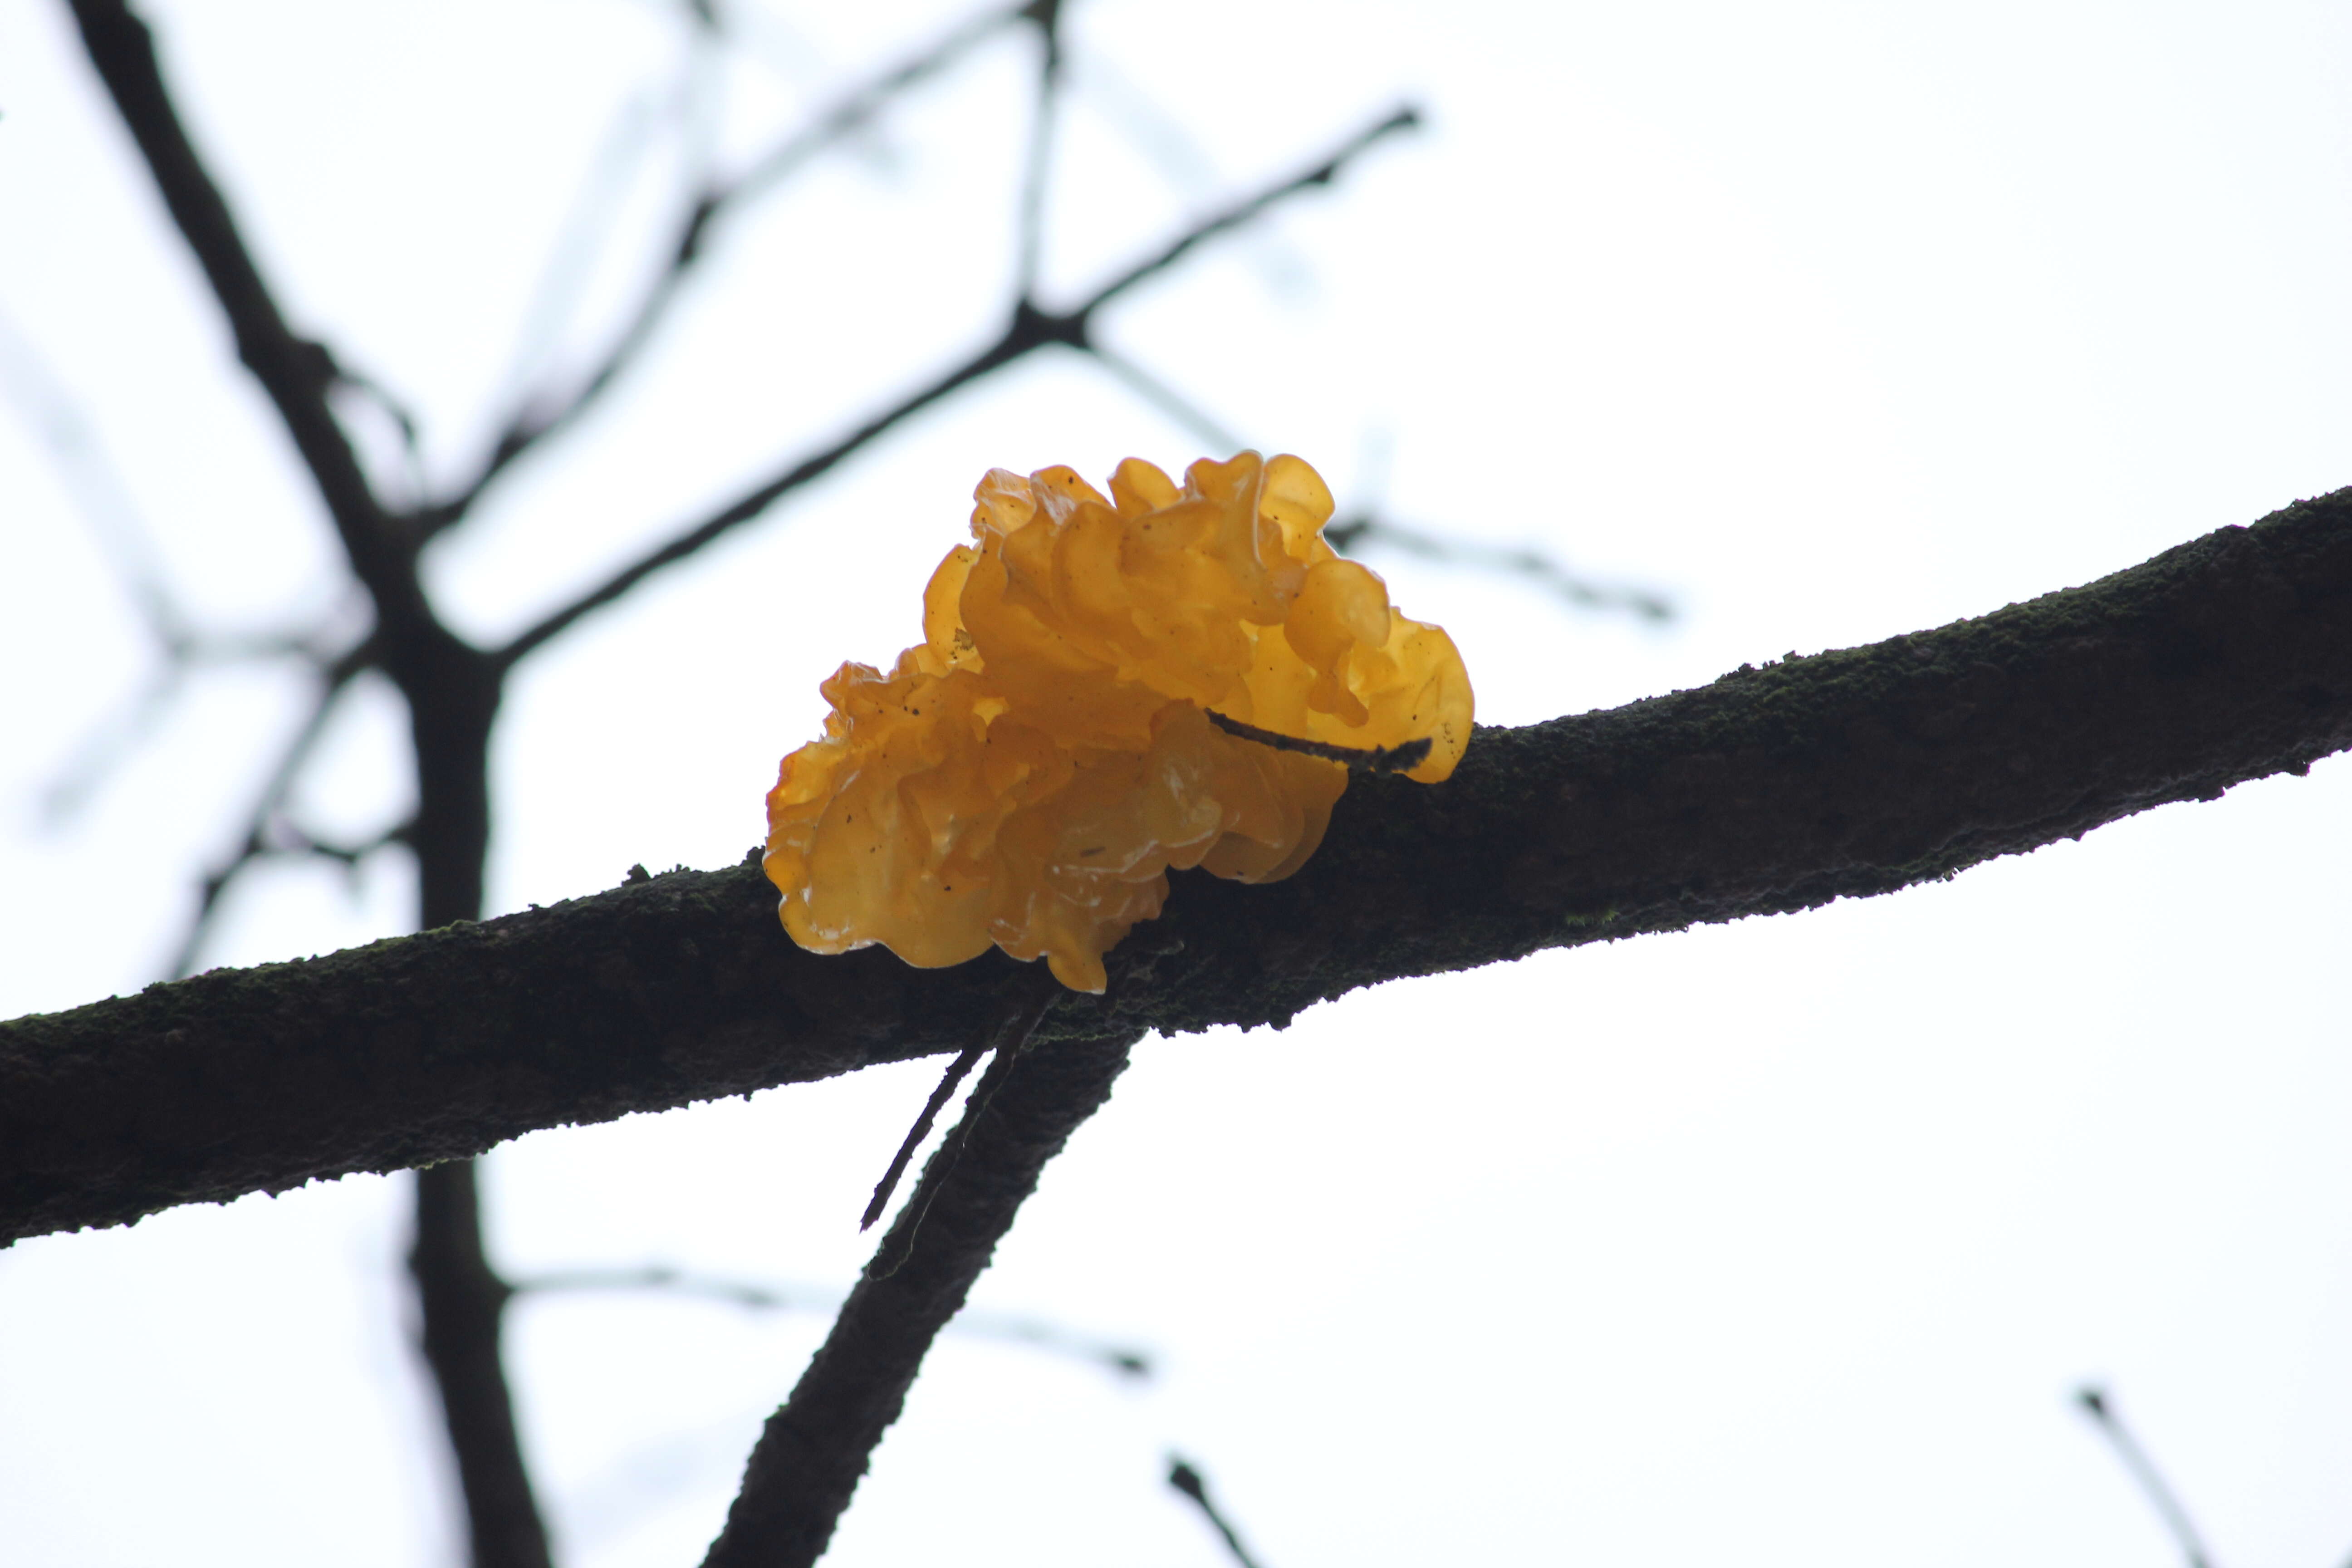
[1084,341,1246,454]
[2075,1386,2217,1568]
[1168,1456,1268,1568]
[1325,514,1675,622]
[861,975,1063,1231]
[1011,0,1065,303]
[860,1042,988,1230]
[65,0,408,602]
[508,1265,1152,1377]
[1206,709,1433,774]
[495,103,1423,666]
[435,0,1030,521]
[165,659,375,978]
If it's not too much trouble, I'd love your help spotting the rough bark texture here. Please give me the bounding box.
[8,488,2352,1246]
[701,1032,1136,1568]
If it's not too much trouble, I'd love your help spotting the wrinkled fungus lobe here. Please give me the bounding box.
[764,452,1473,992]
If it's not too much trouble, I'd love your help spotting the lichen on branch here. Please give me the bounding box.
[764,453,1474,991]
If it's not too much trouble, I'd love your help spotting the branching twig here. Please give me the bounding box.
[433,0,1032,521]
[1168,1456,1269,1568]
[1326,514,1674,622]
[165,657,377,978]
[509,1265,1152,1377]
[495,104,1423,666]
[2074,1386,2217,1568]
[65,0,409,605]
[701,1034,1137,1568]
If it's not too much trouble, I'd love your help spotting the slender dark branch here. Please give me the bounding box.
[2074,1387,2216,1568]
[1011,0,1065,303]
[13,489,2352,1244]
[1168,1457,1268,1568]
[727,2,1025,209]
[490,323,1029,666]
[701,1033,1136,1568]
[1084,342,1246,453]
[861,976,1059,1230]
[64,0,417,616]
[1326,514,1675,622]
[861,1042,986,1230]
[413,1161,553,1568]
[165,658,372,978]
[434,0,1029,521]
[1080,105,1420,314]
[494,104,1423,666]
[1207,709,1433,774]
[508,1265,1152,1376]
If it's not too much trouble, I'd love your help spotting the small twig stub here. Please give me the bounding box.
[1206,707,1434,774]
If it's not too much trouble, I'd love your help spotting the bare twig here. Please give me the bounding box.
[862,978,1061,1231]
[434,0,1031,521]
[165,657,376,978]
[2074,1386,2217,1568]
[1168,1456,1268,1568]
[1325,514,1674,622]
[496,103,1423,666]
[65,0,410,606]
[1012,0,1065,303]
[509,1265,1152,1377]
[1206,709,1434,774]
[1083,341,1246,454]
[701,1034,1137,1568]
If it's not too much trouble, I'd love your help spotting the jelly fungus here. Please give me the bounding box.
[764,453,1473,992]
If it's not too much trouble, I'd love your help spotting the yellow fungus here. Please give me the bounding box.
[764,452,1473,993]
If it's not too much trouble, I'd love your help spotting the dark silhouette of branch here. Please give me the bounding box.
[700,1033,1136,1568]
[433,0,1033,522]
[509,1265,1152,1377]
[1168,1456,1268,1568]
[1011,0,1065,303]
[2074,1386,2216,1568]
[1206,709,1434,774]
[493,103,1423,666]
[65,0,417,617]
[414,1160,553,1568]
[1326,514,1675,622]
[165,653,375,979]
[64,7,539,1561]
[11,486,2352,1244]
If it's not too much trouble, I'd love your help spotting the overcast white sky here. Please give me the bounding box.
[4,1,2352,1565]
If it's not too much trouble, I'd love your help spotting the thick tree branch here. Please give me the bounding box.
[701,1033,1135,1568]
[9,488,2352,1245]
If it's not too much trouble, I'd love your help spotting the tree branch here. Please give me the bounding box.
[64,0,419,618]
[433,0,1031,522]
[412,1160,553,1568]
[10,487,2352,1245]
[701,1032,1135,1568]
[491,103,1423,666]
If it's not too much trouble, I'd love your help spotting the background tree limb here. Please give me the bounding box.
[7,485,2349,1247]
